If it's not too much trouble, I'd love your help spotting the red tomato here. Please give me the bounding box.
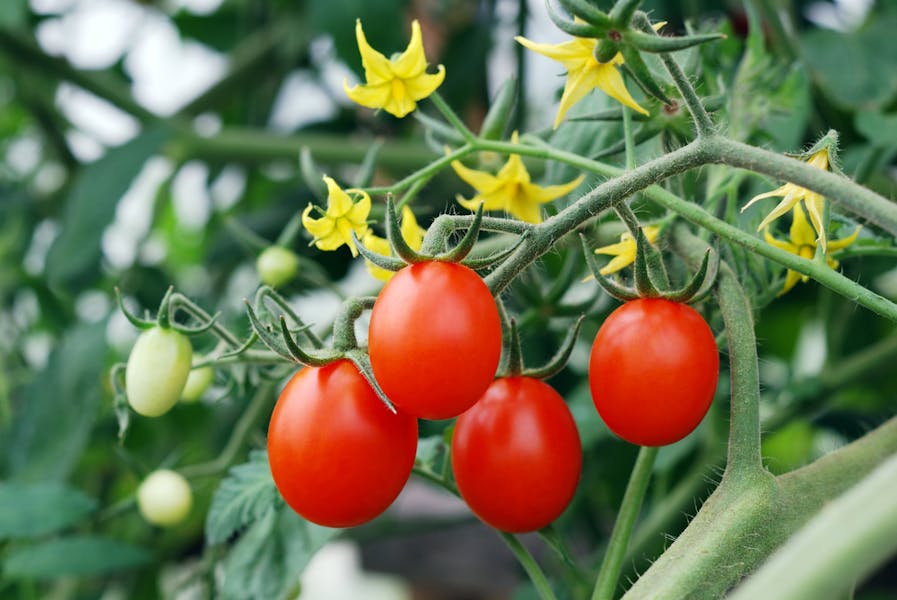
[267,360,418,527]
[589,298,719,446]
[451,377,582,533]
[368,261,502,420]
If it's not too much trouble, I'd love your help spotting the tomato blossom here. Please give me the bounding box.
[344,19,445,118]
[515,33,651,128]
[451,133,584,223]
[361,205,426,281]
[302,176,371,256]
[742,149,832,251]
[593,225,660,275]
[763,205,860,295]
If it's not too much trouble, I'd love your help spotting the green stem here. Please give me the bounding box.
[592,446,659,600]
[366,143,474,196]
[429,92,477,143]
[500,533,559,600]
[622,107,636,170]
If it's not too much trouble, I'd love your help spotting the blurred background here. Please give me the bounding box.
[1,0,896,598]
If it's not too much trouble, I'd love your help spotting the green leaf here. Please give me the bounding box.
[206,450,282,545]
[4,321,108,481]
[855,111,897,147]
[0,0,27,28]
[0,482,97,539]
[45,126,169,287]
[3,535,149,579]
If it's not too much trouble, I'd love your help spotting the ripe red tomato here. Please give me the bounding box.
[267,360,418,528]
[451,377,582,533]
[589,298,719,446]
[368,261,502,420]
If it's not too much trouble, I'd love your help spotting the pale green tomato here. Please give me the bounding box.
[256,246,300,287]
[137,469,193,527]
[180,365,214,403]
[126,326,192,417]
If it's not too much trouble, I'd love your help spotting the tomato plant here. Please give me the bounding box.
[125,326,193,417]
[267,359,418,527]
[368,261,502,420]
[137,469,193,527]
[451,377,582,533]
[589,298,719,447]
[256,246,300,288]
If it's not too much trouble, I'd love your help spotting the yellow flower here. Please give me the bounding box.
[451,133,585,223]
[763,205,860,295]
[593,225,660,275]
[343,19,445,118]
[515,34,649,128]
[301,176,371,256]
[742,149,831,251]
[361,206,426,281]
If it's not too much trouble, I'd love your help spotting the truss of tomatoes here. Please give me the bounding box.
[266,262,719,532]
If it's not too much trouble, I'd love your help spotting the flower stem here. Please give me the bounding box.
[430,92,477,143]
[501,532,560,600]
[591,445,659,600]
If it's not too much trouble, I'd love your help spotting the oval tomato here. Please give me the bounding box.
[368,261,502,420]
[137,469,193,527]
[451,377,582,533]
[589,298,719,446]
[126,326,193,417]
[267,360,418,528]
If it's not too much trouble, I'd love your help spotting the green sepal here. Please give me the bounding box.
[639,225,671,288]
[502,319,525,378]
[155,285,175,329]
[299,147,327,199]
[523,315,584,380]
[547,0,608,38]
[435,202,484,263]
[244,300,296,362]
[254,285,323,349]
[633,227,661,297]
[212,331,259,361]
[797,129,843,176]
[279,316,341,367]
[462,233,527,270]
[352,231,406,273]
[661,248,718,303]
[168,312,221,336]
[109,363,129,441]
[344,349,396,413]
[353,141,383,188]
[114,287,155,330]
[621,44,672,104]
[625,29,725,53]
[556,0,612,32]
[609,0,643,26]
[580,233,641,301]
[594,38,620,64]
[331,296,376,353]
[385,197,427,264]
[480,78,517,141]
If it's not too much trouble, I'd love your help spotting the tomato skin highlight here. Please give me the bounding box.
[588,298,719,447]
[451,377,582,533]
[267,360,418,528]
[368,261,502,420]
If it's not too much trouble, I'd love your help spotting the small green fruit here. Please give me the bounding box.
[126,326,192,417]
[257,246,300,287]
[137,469,193,527]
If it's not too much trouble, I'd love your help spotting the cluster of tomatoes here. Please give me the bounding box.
[267,261,720,532]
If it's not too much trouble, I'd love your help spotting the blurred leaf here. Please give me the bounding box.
[206,450,281,545]
[855,111,897,148]
[800,8,897,109]
[2,535,149,579]
[762,420,815,475]
[45,126,169,287]
[0,482,96,540]
[311,0,405,74]
[0,0,27,28]
[220,508,337,600]
[5,321,107,481]
[414,434,447,473]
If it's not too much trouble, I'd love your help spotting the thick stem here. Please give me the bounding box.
[592,446,659,600]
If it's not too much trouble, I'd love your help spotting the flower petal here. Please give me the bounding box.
[779,269,803,295]
[754,189,801,233]
[404,66,445,101]
[514,36,594,71]
[589,61,649,116]
[828,226,861,251]
[355,19,394,85]
[789,204,817,247]
[344,80,393,110]
[451,159,502,192]
[392,20,427,79]
[522,174,585,203]
[506,191,544,223]
[763,227,797,253]
[554,65,597,128]
[399,205,425,250]
[600,252,637,275]
[302,204,336,241]
[802,194,827,251]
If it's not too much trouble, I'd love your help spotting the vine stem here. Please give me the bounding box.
[500,533,560,600]
[591,446,659,600]
[429,92,477,143]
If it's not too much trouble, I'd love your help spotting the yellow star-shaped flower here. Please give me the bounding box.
[742,149,831,251]
[301,176,371,256]
[361,206,426,281]
[764,205,860,295]
[593,225,660,275]
[344,19,445,118]
[450,133,585,224]
[515,34,649,128]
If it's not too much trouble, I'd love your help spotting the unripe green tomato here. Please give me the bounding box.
[180,365,214,403]
[125,326,193,417]
[137,469,193,527]
[256,246,299,288]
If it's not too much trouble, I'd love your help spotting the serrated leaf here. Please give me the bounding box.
[5,321,108,481]
[45,126,169,287]
[3,535,149,579]
[0,482,97,540]
[206,450,281,545]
